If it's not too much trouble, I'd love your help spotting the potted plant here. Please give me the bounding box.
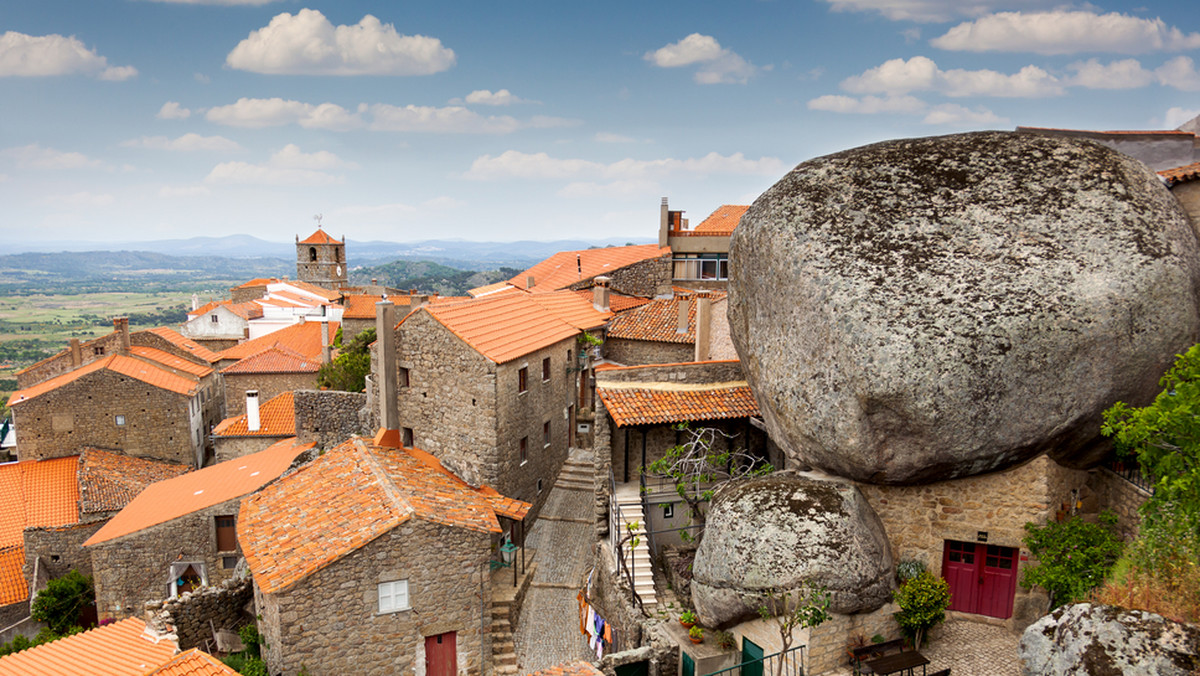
[689,625,704,644]
[679,610,697,628]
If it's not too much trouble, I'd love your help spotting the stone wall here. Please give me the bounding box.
[293,389,368,449]
[707,300,737,361]
[1086,469,1150,541]
[596,360,743,385]
[258,519,490,676]
[90,498,246,619]
[1173,181,1200,236]
[341,318,376,342]
[803,605,902,675]
[23,519,106,582]
[603,339,694,368]
[16,331,125,389]
[192,337,239,352]
[589,541,645,652]
[0,602,32,638]
[223,371,317,417]
[12,368,199,466]
[145,574,253,650]
[214,435,285,464]
[231,284,268,304]
[567,256,672,299]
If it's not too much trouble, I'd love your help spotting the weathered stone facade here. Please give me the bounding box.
[1172,181,1200,232]
[602,339,693,367]
[145,575,253,651]
[15,330,126,389]
[214,435,284,463]
[256,520,491,676]
[293,389,368,449]
[89,499,245,619]
[22,520,105,582]
[223,371,317,417]
[296,231,348,290]
[565,255,671,298]
[1085,468,1150,541]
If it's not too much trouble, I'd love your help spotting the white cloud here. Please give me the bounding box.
[1155,56,1200,92]
[1165,106,1200,130]
[455,89,535,106]
[158,185,211,198]
[1066,58,1153,89]
[204,144,355,187]
[0,31,137,79]
[270,144,357,170]
[644,33,757,84]
[932,11,1200,55]
[367,104,518,133]
[464,150,783,181]
[558,180,660,199]
[820,0,1048,23]
[807,94,927,114]
[122,133,242,152]
[595,132,640,144]
[841,56,1062,97]
[194,73,211,84]
[922,103,1006,125]
[206,98,362,130]
[226,9,455,76]
[157,101,191,120]
[1,144,104,170]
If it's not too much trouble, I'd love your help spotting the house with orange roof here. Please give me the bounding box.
[658,198,748,290]
[180,300,264,352]
[237,434,530,676]
[84,437,312,619]
[220,346,321,418]
[340,292,407,337]
[390,291,607,518]
[603,289,733,366]
[0,616,191,675]
[230,277,281,304]
[1018,122,1200,172]
[295,226,348,290]
[212,391,296,462]
[506,243,670,297]
[1161,159,1200,229]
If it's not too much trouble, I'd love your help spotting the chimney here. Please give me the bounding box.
[410,288,417,295]
[243,327,251,341]
[593,276,611,312]
[320,322,331,364]
[411,295,430,310]
[659,197,670,247]
[694,293,712,361]
[69,339,82,368]
[676,298,691,335]
[246,390,261,432]
[191,294,199,311]
[374,300,400,447]
[113,317,130,354]
[372,278,378,285]
[526,276,535,289]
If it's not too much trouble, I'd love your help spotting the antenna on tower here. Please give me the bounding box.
[314,213,324,228]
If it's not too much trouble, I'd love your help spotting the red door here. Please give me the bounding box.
[425,631,457,676]
[941,541,1018,619]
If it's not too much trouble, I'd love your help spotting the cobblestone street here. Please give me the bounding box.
[826,619,1021,676]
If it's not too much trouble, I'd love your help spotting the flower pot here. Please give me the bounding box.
[689,636,703,644]
[680,621,694,629]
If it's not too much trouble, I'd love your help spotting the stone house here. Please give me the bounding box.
[1017,124,1200,171]
[237,435,530,676]
[212,391,296,462]
[181,300,264,352]
[83,437,312,619]
[0,617,203,674]
[215,318,335,371]
[248,281,343,340]
[603,290,730,366]
[220,346,321,417]
[390,291,609,519]
[1162,161,1200,229]
[230,277,281,304]
[506,244,671,297]
[295,227,348,290]
[659,199,747,291]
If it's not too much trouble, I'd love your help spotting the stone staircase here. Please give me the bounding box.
[555,456,593,492]
[611,498,656,610]
[490,595,518,676]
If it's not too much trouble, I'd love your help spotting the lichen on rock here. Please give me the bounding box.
[1019,602,1200,675]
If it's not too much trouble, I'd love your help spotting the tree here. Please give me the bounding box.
[316,327,375,393]
[644,424,772,536]
[31,570,93,635]
[1102,343,1200,534]
[892,571,950,651]
[1021,511,1123,609]
[757,584,831,676]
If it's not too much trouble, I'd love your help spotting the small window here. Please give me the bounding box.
[93,346,105,356]
[537,478,544,494]
[210,314,219,324]
[567,348,573,365]
[518,367,528,393]
[542,357,551,381]
[379,579,410,613]
[215,515,237,552]
[519,437,527,465]
[402,427,414,447]
[543,421,551,447]
[309,246,317,261]
[662,503,674,519]
[222,556,239,570]
[114,415,125,427]
[398,367,410,388]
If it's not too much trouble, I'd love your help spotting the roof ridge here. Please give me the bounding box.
[357,441,414,521]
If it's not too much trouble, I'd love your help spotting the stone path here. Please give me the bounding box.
[825,619,1021,676]
[514,450,597,674]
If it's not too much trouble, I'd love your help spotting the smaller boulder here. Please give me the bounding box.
[1020,603,1200,676]
[691,475,893,627]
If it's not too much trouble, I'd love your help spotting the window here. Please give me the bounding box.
[518,367,528,393]
[537,478,544,494]
[672,254,729,281]
[519,437,528,465]
[309,247,317,261]
[543,421,551,447]
[222,556,239,570]
[93,346,105,356]
[378,579,410,613]
[403,427,414,447]
[215,515,237,552]
[567,348,573,366]
[210,314,219,324]
[662,503,674,519]
[398,367,410,388]
[114,415,125,427]
[542,357,551,381]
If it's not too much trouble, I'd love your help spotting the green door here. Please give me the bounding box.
[616,662,648,676]
[741,638,764,676]
[682,651,695,676]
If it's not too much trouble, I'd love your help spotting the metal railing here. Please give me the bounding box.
[608,471,648,614]
[702,644,807,676]
[1104,456,1156,494]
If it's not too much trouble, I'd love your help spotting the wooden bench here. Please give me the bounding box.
[850,639,905,674]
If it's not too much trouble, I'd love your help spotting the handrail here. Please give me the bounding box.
[608,470,647,615]
[1104,456,1155,495]
[701,644,807,676]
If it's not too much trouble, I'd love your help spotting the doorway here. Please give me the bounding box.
[941,540,1018,619]
[425,631,457,676]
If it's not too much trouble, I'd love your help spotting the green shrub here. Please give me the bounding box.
[31,570,93,635]
[892,571,951,651]
[1021,511,1123,608]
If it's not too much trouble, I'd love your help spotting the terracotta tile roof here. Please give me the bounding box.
[239,438,530,594]
[188,299,265,320]
[597,381,759,427]
[571,288,651,313]
[8,354,198,407]
[128,347,213,378]
[410,294,580,364]
[84,438,312,547]
[467,281,517,298]
[0,545,26,606]
[508,244,670,293]
[691,204,749,235]
[78,448,191,515]
[528,290,613,331]
[1161,161,1200,186]
[232,278,280,289]
[0,456,81,604]
[0,617,178,675]
[146,648,238,676]
[299,228,341,245]
[256,296,308,309]
[605,291,725,344]
[342,293,388,319]
[530,662,606,676]
[212,392,296,438]
[280,280,341,302]
[189,300,224,318]
[221,345,321,375]
[217,321,337,363]
[144,327,222,364]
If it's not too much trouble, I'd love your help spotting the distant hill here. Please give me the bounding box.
[0,251,291,294]
[350,261,522,296]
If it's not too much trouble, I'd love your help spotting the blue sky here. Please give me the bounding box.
[2,0,1199,246]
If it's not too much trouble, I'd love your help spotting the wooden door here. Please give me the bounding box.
[425,631,456,676]
[741,638,764,676]
[941,540,1018,619]
[942,540,979,613]
[681,651,694,676]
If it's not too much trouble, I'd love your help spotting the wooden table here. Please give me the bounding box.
[865,651,929,676]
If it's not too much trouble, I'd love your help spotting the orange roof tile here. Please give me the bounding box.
[605,291,726,344]
[78,448,191,515]
[508,244,670,293]
[217,320,337,363]
[0,545,26,606]
[530,662,606,676]
[341,293,388,319]
[0,617,178,675]
[188,300,225,318]
[528,290,613,331]
[1161,161,1200,186]
[232,278,280,289]
[221,345,321,375]
[597,381,759,427]
[691,204,749,235]
[212,392,296,438]
[144,327,222,364]
[128,347,213,378]
[188,298,264,319]
[299,228,341,245]
[412,294,579,364]
[467,282,518,298]
[571,288,651,313]
[280,280,341,302]
[0,456,81,604]
[146,649,238,676]
[84,438,312,547]
[239,438,530,594]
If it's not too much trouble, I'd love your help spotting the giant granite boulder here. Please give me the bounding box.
[729,131,1200,484]
[1020,603,1200,675]
[691,475,893,627]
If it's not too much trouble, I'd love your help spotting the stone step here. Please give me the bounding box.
[492,618,511,632]
[495,652,518,666]
[492,641,514,654]
[495,664,519,675]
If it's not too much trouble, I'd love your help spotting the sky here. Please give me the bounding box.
[2,0,1200,247]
